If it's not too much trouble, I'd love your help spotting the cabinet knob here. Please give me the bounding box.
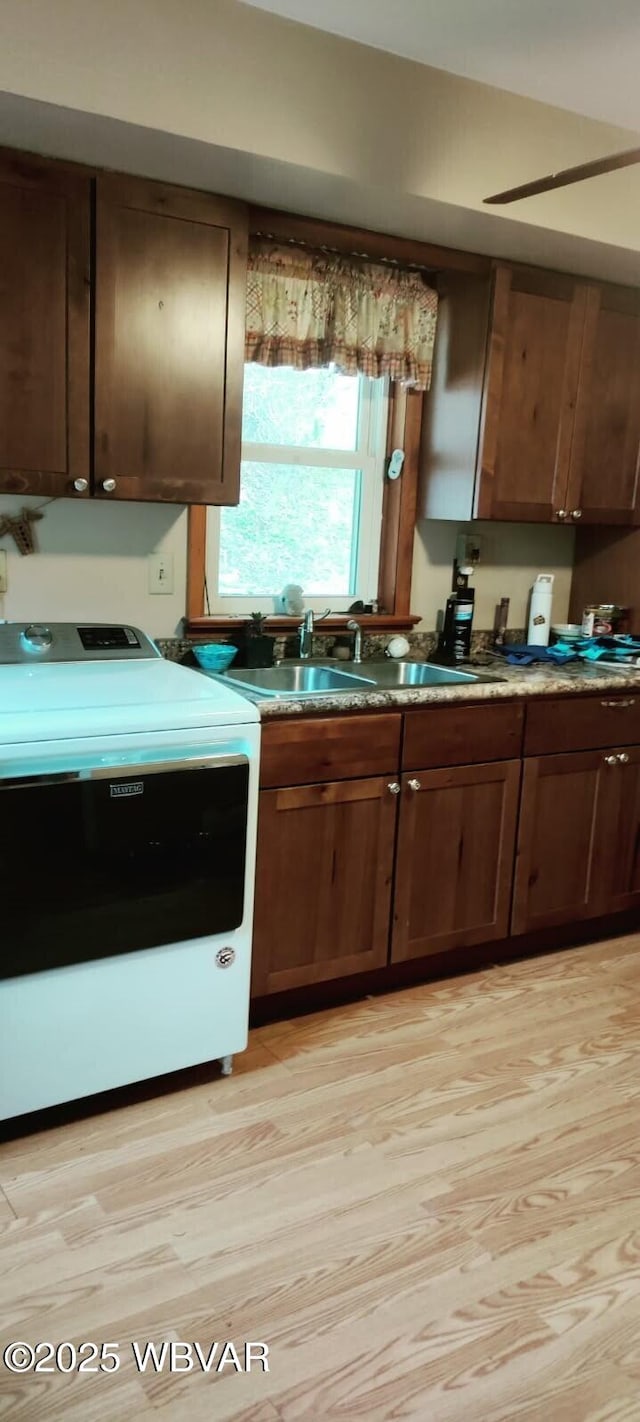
[556,509,568,520]
[388,782,401,795]
[601,699,635,709]
[407,779,421,792]
[102,478,117,493]
[73,477,88,494]
[604,754,619,766]
[571,509,582,519]
[617,752,630,764]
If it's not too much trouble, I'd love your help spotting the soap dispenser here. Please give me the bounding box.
[527,574,554,646]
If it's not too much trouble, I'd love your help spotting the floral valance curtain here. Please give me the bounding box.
[245,240,439,390]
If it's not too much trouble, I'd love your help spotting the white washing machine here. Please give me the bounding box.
[0,622,260,1121]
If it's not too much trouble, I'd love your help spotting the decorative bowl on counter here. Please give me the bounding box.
[193,643,238,672]
[550,624,583,642]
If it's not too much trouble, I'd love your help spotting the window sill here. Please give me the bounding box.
[185,614,421,637]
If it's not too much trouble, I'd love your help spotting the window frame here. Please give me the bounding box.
[207,370,388,614]
[186,384,423,635]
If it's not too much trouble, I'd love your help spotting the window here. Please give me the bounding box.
[205,364,388,613]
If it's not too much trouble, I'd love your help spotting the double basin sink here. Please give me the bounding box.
[221,660,491,698]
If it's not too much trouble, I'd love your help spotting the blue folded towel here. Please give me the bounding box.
[503,644,577,665]
[502,635,640,667]
[577,635,640,662]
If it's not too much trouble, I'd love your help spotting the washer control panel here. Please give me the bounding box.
[0,623,159,664]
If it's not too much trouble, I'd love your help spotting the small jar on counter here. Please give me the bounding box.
[581,605,629,637]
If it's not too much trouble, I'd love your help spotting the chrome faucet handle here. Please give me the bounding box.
[346,618,363,663]
[298,609,314,659]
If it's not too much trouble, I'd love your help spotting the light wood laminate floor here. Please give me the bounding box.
[2,935,640,1421]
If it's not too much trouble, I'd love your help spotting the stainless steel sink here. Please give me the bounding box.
[362,661,483,687]
[221,663,377,697]
[219,659,499,698]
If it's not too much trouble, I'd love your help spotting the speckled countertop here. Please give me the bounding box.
[240,658,640,718]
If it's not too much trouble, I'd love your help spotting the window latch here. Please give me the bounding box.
[387,448,405,481]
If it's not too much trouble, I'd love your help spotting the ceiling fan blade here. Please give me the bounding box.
[484,146,640,204]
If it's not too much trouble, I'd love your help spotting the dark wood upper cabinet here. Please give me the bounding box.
[565,285,640,525]
[94,174,247,504]
[421,264,640,528]
[477,266,587,523]
[0,147,90,498]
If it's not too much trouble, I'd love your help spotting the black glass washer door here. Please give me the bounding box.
[1,758,249,980]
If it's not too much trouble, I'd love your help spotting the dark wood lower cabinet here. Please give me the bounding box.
[513,751,604,934]
[251,777,398,996]
[599,747,640,914]
[512,746,640,933]
[250,706,640,1006]
[391,760,521,962]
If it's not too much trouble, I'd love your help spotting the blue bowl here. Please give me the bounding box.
[193,643,238,672]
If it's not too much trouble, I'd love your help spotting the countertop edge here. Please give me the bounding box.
[240,663,640,718]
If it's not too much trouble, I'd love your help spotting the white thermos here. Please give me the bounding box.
[528,574,554,646]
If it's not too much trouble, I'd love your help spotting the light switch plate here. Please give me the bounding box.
[148,552,174,595]
[0,550,7,593]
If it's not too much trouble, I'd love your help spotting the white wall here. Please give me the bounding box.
[411,520,575,632]
[0,496,574,639]
[0,0,639,258]
[0,496,187,638]
[0,0,592,638]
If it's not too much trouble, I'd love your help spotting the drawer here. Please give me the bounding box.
[525,693,640,756]
[259,713,402,787]
[402,701,523,770]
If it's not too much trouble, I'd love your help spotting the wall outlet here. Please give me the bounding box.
[148,552,174,595]
[456,532,482,570]
[0,550,7,594]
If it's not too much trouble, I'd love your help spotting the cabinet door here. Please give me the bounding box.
[565,285,640,525]
[95,174,247,504]
[599,747,640,914]
[512,751,609,934]
[0,147,90,498]
[391,760,520,962]
[252,778,398,996]
[477,265,587,522]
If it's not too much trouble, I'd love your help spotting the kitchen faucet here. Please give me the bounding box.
[347,618,363,663]
[298,609,314,659]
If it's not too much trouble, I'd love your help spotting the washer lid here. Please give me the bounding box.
[0,658,259,744]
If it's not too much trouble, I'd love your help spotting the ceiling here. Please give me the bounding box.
[1,0,639,284]
[243,0,640,133]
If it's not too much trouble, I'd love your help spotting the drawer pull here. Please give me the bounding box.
[388,782,401,795]
[407,778,421,792]
[617,752,630,764]
[601,699,636,709]
[604,755,619,766]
